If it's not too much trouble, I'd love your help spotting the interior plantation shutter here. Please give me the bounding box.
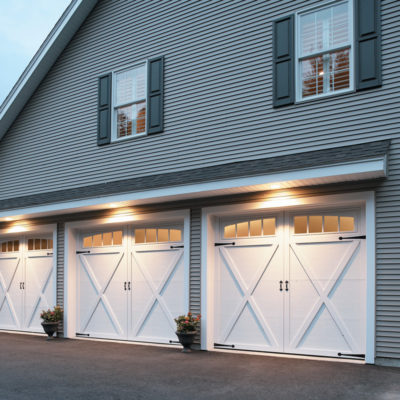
[97,73,112,145]
[147,56,164,134]
[273,15,295,107]
[355,0,382,90]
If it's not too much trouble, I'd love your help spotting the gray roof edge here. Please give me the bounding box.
[0,139,390,212]
[0,0,98,140]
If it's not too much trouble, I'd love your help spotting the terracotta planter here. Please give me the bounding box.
[41,321,59,340]
[176,331,196,353]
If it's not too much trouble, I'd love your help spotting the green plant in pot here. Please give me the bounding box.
[40,306,63,340]
[174,312,200,353]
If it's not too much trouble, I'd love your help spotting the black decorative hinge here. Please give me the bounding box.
[215,242,235,247]
[339,235,366,240]
[338,352,365,359]
[214,343,235,348]
[170,245,184,249]
[76,250,91,254]
[76,333,90,337]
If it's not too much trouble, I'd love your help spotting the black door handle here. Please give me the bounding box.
[124,282,127,291]
[128,282,131,291]
[285,281,289,291]
[279,281,283,291]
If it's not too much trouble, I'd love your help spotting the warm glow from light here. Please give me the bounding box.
[270,184,281,190]
[7,225,29,233]
[108,203,119,208]
[4,217,13,221]
[319,71,324,76]
[260,197,302,208]
[107,214,136,223]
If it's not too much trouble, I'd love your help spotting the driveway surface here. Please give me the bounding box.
[0,332,399,400]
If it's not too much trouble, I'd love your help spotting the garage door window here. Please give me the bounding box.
[294,215,355,234]
[0,240,19,253]
[27,238,53,251]
[82,231,123,248]
[223,218,276,239]
[134,228,182,244]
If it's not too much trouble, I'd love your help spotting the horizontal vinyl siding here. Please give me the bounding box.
[0,0,399,360]
[56,222,64,335]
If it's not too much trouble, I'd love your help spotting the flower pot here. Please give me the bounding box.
[176,331,196,353]
[41,321,59,340]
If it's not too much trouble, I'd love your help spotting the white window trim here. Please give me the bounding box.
[295,0,354,103]
[111,60,148,143]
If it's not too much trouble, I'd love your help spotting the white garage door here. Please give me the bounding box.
[214,209,366,358]
[0,236,55,332]
[77,225,187,343]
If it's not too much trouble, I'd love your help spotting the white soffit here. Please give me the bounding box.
[0,0,98,140]
[0,156,386,221]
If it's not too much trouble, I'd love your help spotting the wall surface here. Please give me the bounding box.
[0,0,399,362]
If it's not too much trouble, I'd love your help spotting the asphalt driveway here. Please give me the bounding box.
[0,332,399,400]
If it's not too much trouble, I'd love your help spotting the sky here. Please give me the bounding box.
[0,0,71,105]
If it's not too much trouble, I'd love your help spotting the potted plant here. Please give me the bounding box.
[40,305,63,340]
[174,312,201,353]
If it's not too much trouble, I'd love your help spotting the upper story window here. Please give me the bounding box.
[297,1,353,101]
[297,1,353,100]
[113,64,147,141]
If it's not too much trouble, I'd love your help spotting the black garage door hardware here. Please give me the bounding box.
[215,242,235,247]
[338,235,366,240]
[214,343,235,348]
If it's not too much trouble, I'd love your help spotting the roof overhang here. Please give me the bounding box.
[0,155,386,221]
[0,0,98,140]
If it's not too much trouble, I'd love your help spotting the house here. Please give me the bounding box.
[0,0,398,367]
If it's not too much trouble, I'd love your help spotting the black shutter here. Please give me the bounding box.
[147,56,164,134]
[273,15,295,107]
[355,0,381,90]
[97,73,111,145]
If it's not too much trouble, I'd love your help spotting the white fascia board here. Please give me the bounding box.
[0,0,98,140]
[0,156,386,220]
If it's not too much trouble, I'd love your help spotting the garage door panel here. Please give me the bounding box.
[24,254,54,332]
[131,246,184,342]
[0,256,22,330]
[78,251,127,339]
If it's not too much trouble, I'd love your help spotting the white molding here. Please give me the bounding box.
[200,191,376,364]
[0,156,386,220]
[64,209,190,339]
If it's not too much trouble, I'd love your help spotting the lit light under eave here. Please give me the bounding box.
[8,225,29,233]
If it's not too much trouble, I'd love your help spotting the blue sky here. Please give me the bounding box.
[0,0,71,104]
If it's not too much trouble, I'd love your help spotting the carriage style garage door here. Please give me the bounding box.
[0,236,55,332]
[76,225,187,343]
[214,208,366,358]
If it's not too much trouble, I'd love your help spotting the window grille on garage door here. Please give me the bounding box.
[134,228,182,244]
[293,214,355,234]
[82,231,123,248]
[223,218,276,239]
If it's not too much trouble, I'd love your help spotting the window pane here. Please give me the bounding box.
[263,218,276,236]
[14,241,19,252]
[294,216,307,234]
[92,234,102,247]
[249,220,262,236]
[330,49,350,91]
[224,224,235,239]
[34,239,41,250]
[309,216,323,233]
[170,229,182,242]
[117,105,133,138]
[146,229,157,243]
[324,216,338,232]
[158,229,169,242]
[116,66,146,105]
[134,229,145,244]
[300,2,349,57]
[301,55,324,98]
[340,216,354,232]
[83,236,92,248]
[113,231,123,246]
[103,232,112,246]
[1,242,6,252]
[136,102,146,134]
[48,239,53,249]
[236,222,248,237]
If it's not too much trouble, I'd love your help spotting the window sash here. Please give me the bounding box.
[296,0,353,101]
[111,61,148,141]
